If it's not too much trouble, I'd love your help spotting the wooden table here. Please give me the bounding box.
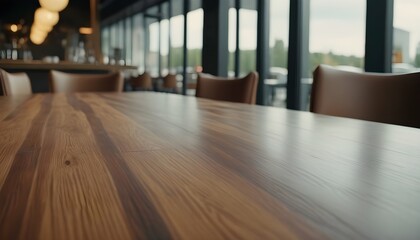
[0,92,419,240]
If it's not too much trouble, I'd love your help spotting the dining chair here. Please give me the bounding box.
[311,64,420,128]
[0,68,32,96]
[196,72,259,104]
[130,72,153,91]
[49,70,124,93]
[161,74,178,93]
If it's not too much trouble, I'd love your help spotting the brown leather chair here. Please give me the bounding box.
[196,72,259,104]
[311,64,420,128]
[0,68,32,96]
[49,70,124,93]
[161,74,178,93]
[130,72,153,91]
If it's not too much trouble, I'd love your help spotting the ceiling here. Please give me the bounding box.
[0,0,172,42]
[0,0,90,28]
[0,0,165,28]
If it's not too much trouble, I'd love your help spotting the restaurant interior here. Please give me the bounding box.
[1,0,419,109]
[0,0,419,239]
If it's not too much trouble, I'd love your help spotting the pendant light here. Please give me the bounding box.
[39,0,69,12]
[34,8,59,27]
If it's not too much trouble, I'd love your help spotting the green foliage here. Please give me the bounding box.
[169,47,183,69]
[164,39,364,75]
[270,39,363,74]
[270,39,287,68]
[415,54,420,68]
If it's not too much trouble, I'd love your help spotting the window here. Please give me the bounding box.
[309,0,366,74]
[169,15,184,76]
[147,20,160,77]
[301,0,366,110]
[101,27,110,63]
[228,8,237,77]
[125,18,132,66]
[393,0,420,72]
[160,19,170,76]
[109,23,117,63]
[186,8,203,89]
[160,2,170,76]
[132,13,145,72]
[228,0,258,77]
[238,6,257,76]
[268,0,289,107]
[116,20,124,64]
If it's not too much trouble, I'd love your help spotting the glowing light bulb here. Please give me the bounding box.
[30,33,45,45]
[32,23,53,33]
[31,27,48,38]
[10,24,18,32]
[39,0,69,12]
[34,8,59,27]
[79,27,93,35]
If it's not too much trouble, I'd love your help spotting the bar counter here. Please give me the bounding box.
[0,60,138,93]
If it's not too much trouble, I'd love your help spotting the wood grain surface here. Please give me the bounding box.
[0,92,419,240]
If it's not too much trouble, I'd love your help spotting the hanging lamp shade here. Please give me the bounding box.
[34,8,59,27]
[30,33,46,45]
[31,27,48,38]
[32,22,53,33]
[39,0,69,12]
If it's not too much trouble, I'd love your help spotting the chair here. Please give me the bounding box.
[49,70,124,93]
[161,74,178,93]
[196,72,259,104]
[0,68,32,96]
[130,72,153,91]
[310,64,420,128]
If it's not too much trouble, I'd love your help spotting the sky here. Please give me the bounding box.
[149,0,420,61]
[394,0,420,59]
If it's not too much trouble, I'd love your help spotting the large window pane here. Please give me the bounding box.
[116,20,124,64]
[147,20,160,77]
[306,0,366,110]
[268,0,289,107]
[228,8,237,77]
[170,15,184,81]
[186,8,203,93]
[132,14,145,72]
[110,23,117,64]
[145,6,160,77]
[160,2,170,76]
[125,18,132,66]
[239,7,257,76]
[161,19,170,76]
[309,0,365,74]
[101,27,110,63]
[187,8,203,70]
[229,0,257,77]
[393,0,420,72]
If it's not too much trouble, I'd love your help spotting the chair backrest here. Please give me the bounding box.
[196,72,259,104]
[163,74,177,89]
[311,64,420,128]
[130,72,152,90]
[49,70,124,93]
[0,68,32,96]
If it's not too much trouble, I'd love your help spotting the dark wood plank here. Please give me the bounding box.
[0,92,419,240]
[0,95,52,239]
[66,94,172,240]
